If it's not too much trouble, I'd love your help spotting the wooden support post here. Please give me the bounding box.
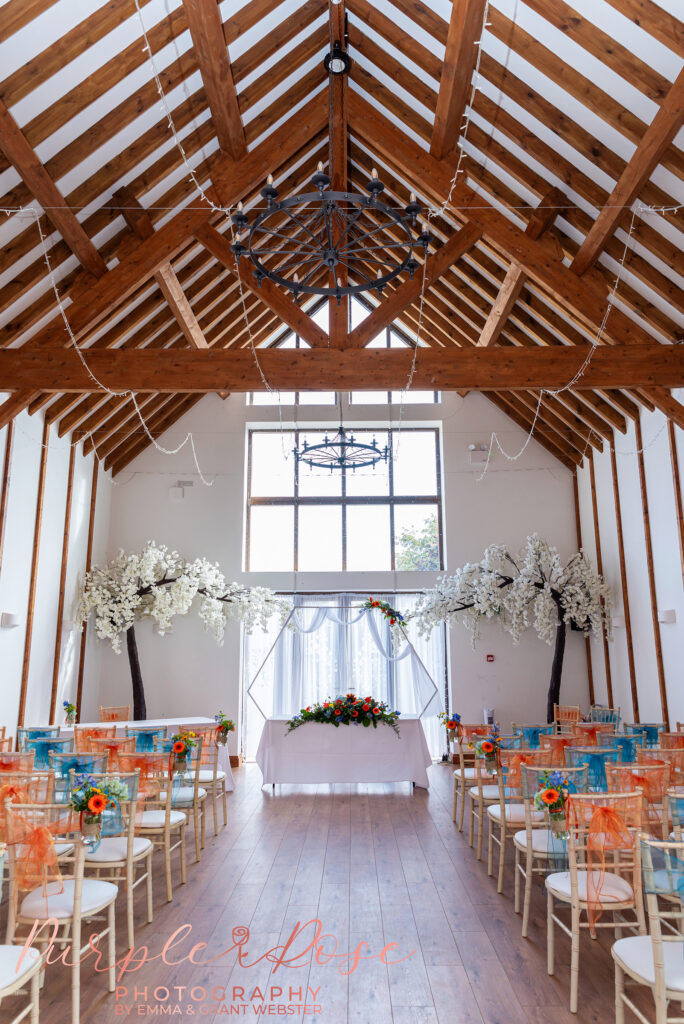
[75,457,99,721]
[609,443,639,722]
[572,471,594,706]
[17,419,50,728]
[587,451,614,707]
[0,420,14,580]
[635,417,670,729]
[49,443,76,724]
[667,419,684,590]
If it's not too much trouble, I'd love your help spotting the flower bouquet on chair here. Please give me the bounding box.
[170,731,197,773]
[473,724,501,771]
[214,711,235,746]
[439,711,461,743]
[71,774,129,849]
[534,769,570,838]
[63,700,76,726]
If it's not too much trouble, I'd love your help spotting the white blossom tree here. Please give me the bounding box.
[76,542,287,720]
[411,534,611,722]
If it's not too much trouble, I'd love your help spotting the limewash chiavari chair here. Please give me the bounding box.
[86,736,135,770]
[598,732,644,763]
[125,725,167,752]
[452,724,490,830]
[0,753,35,774]
[613,836,684,1024]
[554,704,582,733]
[486,749,554,894]
[639,750,684,788]
[466,735,521,859]
[117,752,187,903]
[0,841,45,1024]
[0,738,12,753]
[73,726,116,752]
[21,737,73,771]
[667,789,684,841]
[181,726,228,835]
[511,723,555,749]
[48,752,109,803]
[154,736,206,863]
[545,790,646,1014]
[514,764,590,938]
[589,705,621,727]
[5,803,118,1024]
[540,732,581,765]
[16,727,59,752]
[660,733,684,750]
[626,723,667,749]
[99,705,130,722]
[574,721,617,744]
[606,762,672,840]
[564,745,622,791]
[75,769,153,950]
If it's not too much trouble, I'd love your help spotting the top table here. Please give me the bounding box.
[60,715,235,790]
[256,716,432,789]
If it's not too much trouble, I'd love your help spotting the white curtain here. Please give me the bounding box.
[242,593,446,759]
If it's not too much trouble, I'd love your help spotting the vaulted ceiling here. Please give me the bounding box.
[0,0,682,474]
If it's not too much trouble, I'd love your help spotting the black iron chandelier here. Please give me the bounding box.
[229,10,431,303]
[293,427,389,473]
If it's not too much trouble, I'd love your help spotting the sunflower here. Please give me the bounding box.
[541,788,560,805]
[172,740,186,754]
[481,741,494,754]
[87,793,108,815]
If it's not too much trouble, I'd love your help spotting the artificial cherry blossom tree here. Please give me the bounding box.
[412,534,612,722]
[76,542,286,720]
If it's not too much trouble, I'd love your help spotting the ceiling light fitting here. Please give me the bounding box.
[293,427,389,472]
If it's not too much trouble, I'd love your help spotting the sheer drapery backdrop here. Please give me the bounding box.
[242,593,445,759]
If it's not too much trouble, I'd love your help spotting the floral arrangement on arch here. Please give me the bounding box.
[411,534,611,722]
[287,694,401,736]
[364,597,405,627]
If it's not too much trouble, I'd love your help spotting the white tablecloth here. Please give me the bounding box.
[60,716,235,790]
[255,716,432,788]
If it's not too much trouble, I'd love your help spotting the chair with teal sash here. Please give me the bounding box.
[599,733,642,763]
[17,726,60,751]
[49,751,109,802]
[625,723,665,748]
[589,705,621,727]
[24,735,74,770]
[512,724,554,750]
[125,726,167,752]
[564,745,621,791]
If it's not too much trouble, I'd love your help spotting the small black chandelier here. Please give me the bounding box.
[293,428,389,473]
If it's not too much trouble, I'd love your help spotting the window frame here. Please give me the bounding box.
[245,426,444,572]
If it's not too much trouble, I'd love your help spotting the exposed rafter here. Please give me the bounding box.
[430,0,486,160]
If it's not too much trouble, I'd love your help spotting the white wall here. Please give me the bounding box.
[98,391,589,743]
[0,409,112,736]
[576,402,684,728]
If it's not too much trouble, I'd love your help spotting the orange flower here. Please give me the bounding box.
[481,741,495,754]
[541,788,560,805]
[172,740,186,754]
[87,793,107,815]
[352,710,359,717]
[334,709,341,716]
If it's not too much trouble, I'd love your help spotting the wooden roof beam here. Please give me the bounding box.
[2,344,682,393]
[430,0,486,160]
[182,0,246,161]
[0,98,106,278]
[572,66,684,276]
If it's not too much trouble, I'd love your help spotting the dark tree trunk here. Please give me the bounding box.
[546,603,566,723]
[126,624,147,721]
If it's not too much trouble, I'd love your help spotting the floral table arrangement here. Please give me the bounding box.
[71,775,130,843]
[214,712,235,746]
[63,700,76,726]
[534,769,570,837]
[473,724,501,771]
[287,694,401,736]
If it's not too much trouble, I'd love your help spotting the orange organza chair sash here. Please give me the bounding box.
[540,734,575,764]
[88,736,136,768]
[458,725,489,744]
[117,753,165,804]
[567,796,640,933]
[660,734,684,750]
[7,809,80,893]
[500,751,543,789]
[75,727,116,752]
[638,750,684,780]
[606,763,670,832]
[0,753,34,773]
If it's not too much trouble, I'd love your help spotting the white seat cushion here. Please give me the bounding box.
[85,836,152,864]
[613,935,684,990]
[514,828,560,854]
[137,809,186,828]
[20,879,118,920]
[546,869,634,903]
[0,945,41,987]
[454,767,478,780]
[54,842,74,857]
[159,786,207,806]
[186,769,226,783]
[468,785,516,801]
[488,804,544,824]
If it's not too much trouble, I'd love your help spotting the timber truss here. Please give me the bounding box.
[0,0,683,474]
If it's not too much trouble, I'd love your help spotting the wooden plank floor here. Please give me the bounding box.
[2,763,656,1023]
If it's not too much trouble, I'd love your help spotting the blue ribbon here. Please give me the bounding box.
[134,729,160,752]
[522,726,542,749]
[614,736,638,762]
[644,725,661,746]
[586,752,609,791]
